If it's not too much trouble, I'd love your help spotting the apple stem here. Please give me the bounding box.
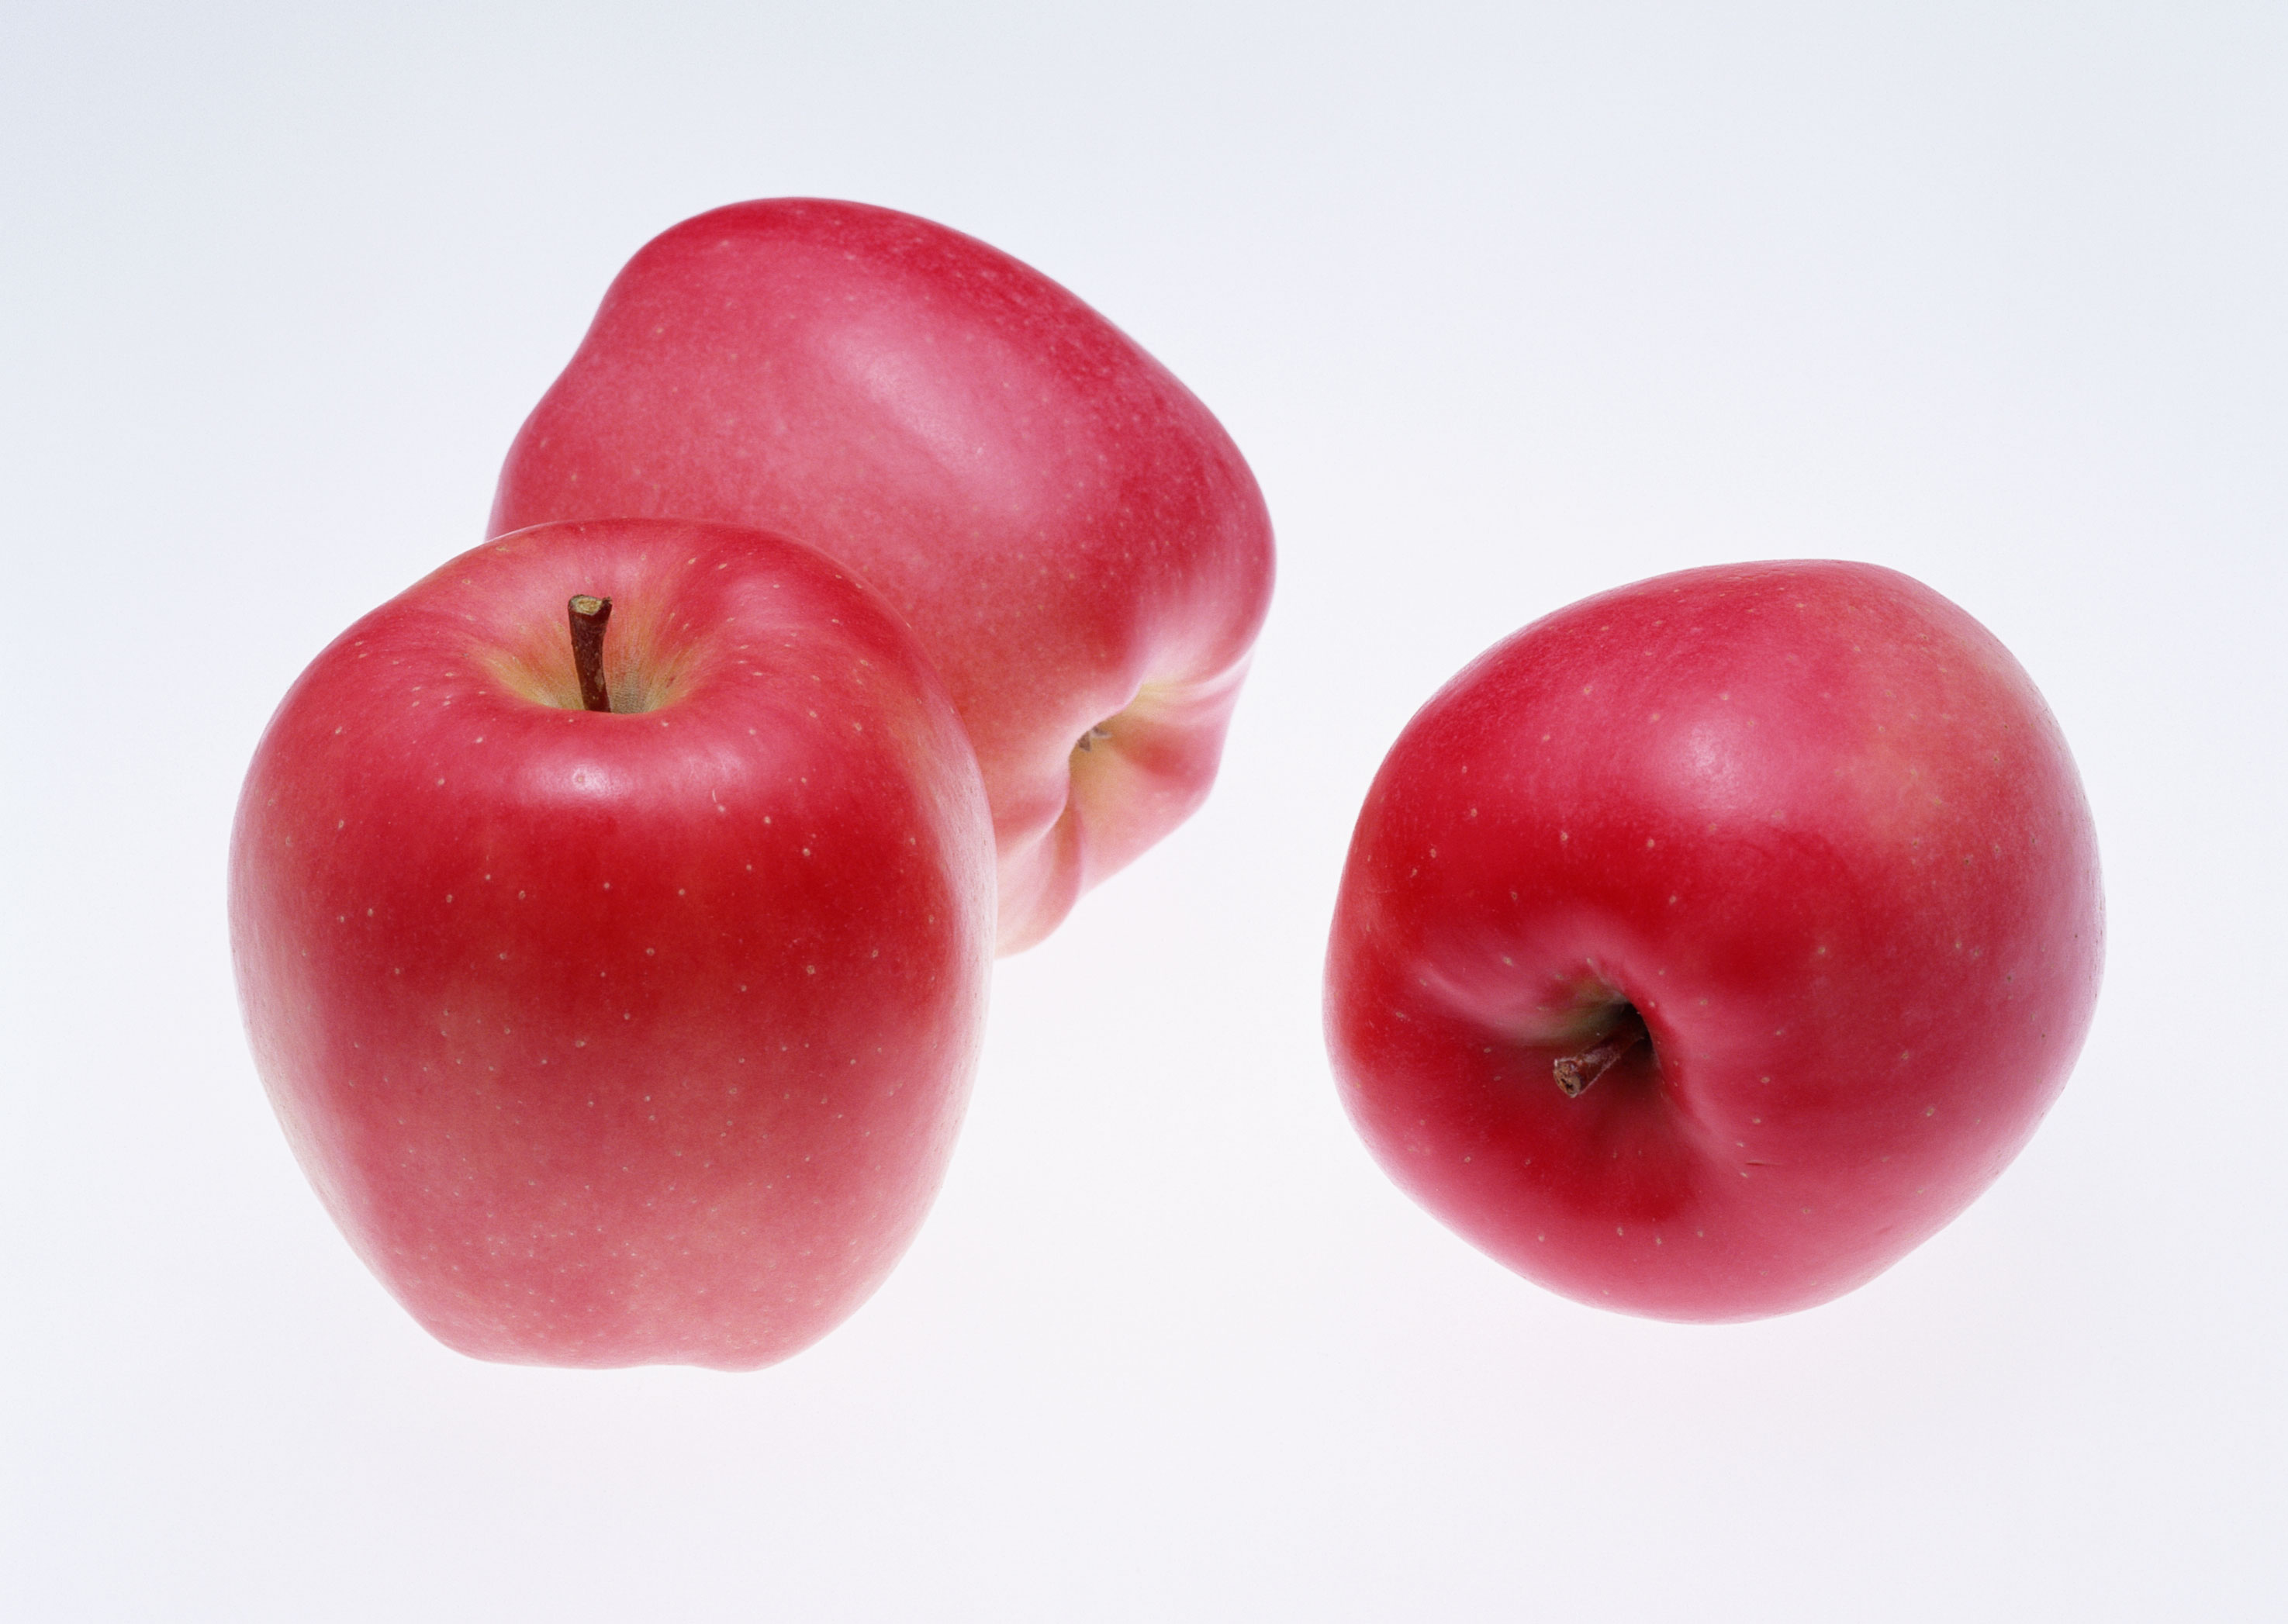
[1554,1020,1646,1098]
[569,595,613,713]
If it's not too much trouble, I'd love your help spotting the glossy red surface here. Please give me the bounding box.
[230,520,994,1367]
[490,199,1275,952]
[1325,561,2103,1319]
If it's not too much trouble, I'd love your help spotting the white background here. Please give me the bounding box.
[5,3,2283,1619]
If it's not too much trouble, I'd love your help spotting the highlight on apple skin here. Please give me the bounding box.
[1324,561,2103,1322]
[230,519,996,1368]
[490,198,1275,953]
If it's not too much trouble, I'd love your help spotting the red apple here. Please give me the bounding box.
[229,518,995,1367]
[489,198,1275,952]
[1324,561,2103,1320]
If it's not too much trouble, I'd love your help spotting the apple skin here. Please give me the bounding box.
[229,518,995,1368]
[1324,561,2103,1321]
[489,198,1275,953]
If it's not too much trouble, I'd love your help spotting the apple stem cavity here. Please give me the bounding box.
[569,595,613,713]
[1554,1014,1647,1099]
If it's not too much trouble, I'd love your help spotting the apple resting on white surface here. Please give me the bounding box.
[230,518,995,1367]
[1325,561,2103,1320]
[489,198,1276,952]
